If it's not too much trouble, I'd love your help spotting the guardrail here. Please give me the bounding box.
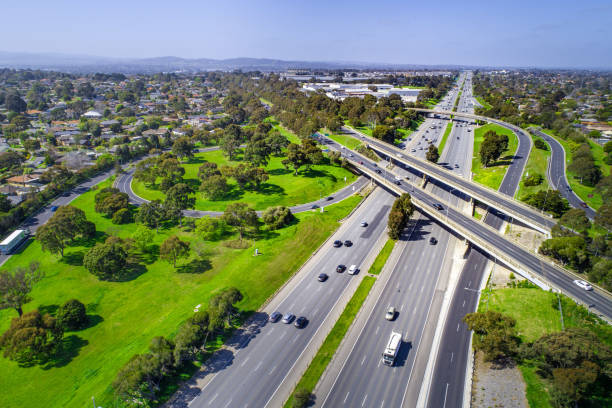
[343,123,555,234]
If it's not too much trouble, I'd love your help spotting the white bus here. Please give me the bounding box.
[382,331,402,366]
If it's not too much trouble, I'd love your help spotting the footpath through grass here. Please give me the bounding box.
[368,239,395,275]
[540,129,609,209]
[0,177,363,408]
[516,132,550,200]
[480,286,612,408]
[284,276,376,407]
[439,122,453,155]
[471,123,518,190]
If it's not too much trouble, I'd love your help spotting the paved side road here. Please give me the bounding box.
[531,128,597,219]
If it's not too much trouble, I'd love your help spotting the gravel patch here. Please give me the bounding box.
[472,352,528,408]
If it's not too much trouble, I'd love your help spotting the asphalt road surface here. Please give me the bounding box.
[186,188,395,408]
[531,128,597,219]
[318,73,474,408]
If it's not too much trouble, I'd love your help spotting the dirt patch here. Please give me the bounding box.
[472,352,528,408]
[505,222,546,253]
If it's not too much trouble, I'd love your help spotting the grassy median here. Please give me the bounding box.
[368,239,396,275]
[515,132,550,200]
[439,122,453,155]
[284,276,376,407]
[471,123,518,190]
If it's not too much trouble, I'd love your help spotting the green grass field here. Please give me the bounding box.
[0,178,362,408]
[324,131,362,150]
[515,133,551,200]
[439,122,453,155]
[475,96,492,110]
[284,276,376,408]
[540,129,609,209]
[479,286,612,408]
[368,239,395,275]
[471,123,518,190]
[132,149,356,211]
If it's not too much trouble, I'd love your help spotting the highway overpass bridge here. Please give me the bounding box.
[342,117,555,234]
[321,135,612,322]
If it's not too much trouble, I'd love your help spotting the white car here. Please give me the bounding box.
[573,280,593,291]
[385,307,396,321]
[348,265,359,275]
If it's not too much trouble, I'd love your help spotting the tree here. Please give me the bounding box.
[244,133,271,167]
[136,200,165,232]
[463,311,519,362]
[56,299,88,331]
[595,201,612,231]
[534,138,548,150]
[198,162,221,180]
[112,208,132,224]
[160,235,190,268]
[222,202,259,240]
[95,187,129,218]
[200,174,230,200]
[479,130,509,167]
[133,226,155,252]
[293,388,312,408]
[5,94,27,113]
[526,190,569,218]
[36,206,95,257]
[267,131,289,156]
[285,143,307,175]
[0,262,43,317]
[0,194,12,213]
[372,125,395,143]
[195,216,230,241]
[83,237,128,280]
[113,352,163,404]
[172,137,195,161]
[0,310,63,365]
[539,236,590,270]
[262,206,294,230]
[387,194,415,239]
[220,124,242,160]
[558,209,591,233]
[425,144,439,163]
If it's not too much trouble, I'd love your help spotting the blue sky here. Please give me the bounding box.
[3,0,611,68]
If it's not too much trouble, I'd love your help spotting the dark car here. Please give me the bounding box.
[311,204,319,209]
[50,205,58,212]
[318,273,328,282]
[395,180,401,185]
[333,240,343,248]
[294,316,307,328]
[429,237,438,245]
[326,196,334,201]
[268,311,282,323]
[336,264,346,273]
[432,203,444,211]
[580,202,588,208]
[344,240,353,247]
[376,169,382,174]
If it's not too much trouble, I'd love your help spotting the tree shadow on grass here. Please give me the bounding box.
[71,230,107,248]
[38,304,59,316]
[185,156,207,165]
[41,335,89,370]
[301,168,337,182]
[61,250,85,266]
[177,258,212,274]
[253,183,285,196]
[268,167,292,176]
[113,262,147,282]
[255,229,280,240]
[80,314,104,330]
[139,244,160,265]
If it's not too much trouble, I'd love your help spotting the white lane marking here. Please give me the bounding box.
[269,365,277,375]
[306,282,312,290]
[381,400,385,408]
[443,383,449,408]
[462,300,466,308]
[378,359,381,368]
[240,357,250,367]
[312,307,320,316]
[222,399,233,408]
[400,304,404,312]
[343,392,350,404]
[408,283,413,291]
[208,393,218,405]
[292,335,298,343]
[420,285,425,293]
[413,308,417,315]
[289,302,295,309]
[362,394,368,407]
[361,355,366,366]
[468,281,472,287]
[279,331,287,339]
[456,323,460,332]
[450,352,454,363]
[375,326,380,335]
[266,328,274,336]
[317,285,322,292]
[254,361,262,371]
[396,282,400,289]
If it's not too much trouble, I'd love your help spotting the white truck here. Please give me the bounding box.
[382,331,402,366]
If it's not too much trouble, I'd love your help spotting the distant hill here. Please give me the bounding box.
[0,51,467,74]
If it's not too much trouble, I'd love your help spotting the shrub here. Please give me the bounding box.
[57,299,88,331]
[534,138,548,150]
[262,206,294,230]
[523,173,543,186]
[112,208,132,224]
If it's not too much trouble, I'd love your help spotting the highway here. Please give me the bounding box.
[316,73,473,408]
[183,188,395,408]
[531,127,597,218]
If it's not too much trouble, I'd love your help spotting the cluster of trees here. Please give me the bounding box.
[282,138,324,175]
[94,187,131,224]
[538,207,612,290]
[425,144,440,163]
[113,288,243,406]
[387,194,415,240]
[36,205,96,257]
[464,309,612,407]
[524,190,569,218]
[134,152,186,193]
[568,143,602,186]
[83,236,130,280]
[479,130,509,167]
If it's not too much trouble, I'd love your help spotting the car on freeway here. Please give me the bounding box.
[311,204,319,209]
[269,311,282,323]
[454,164,459,168]
[336,264,346,273]
[50,205,58,212]
[385,307,396,321]
[282,313,295,324]
[344,240,353,247]
[318,273,329,282]
[432,203,444,211]
[360,221,368,227]
[348,264,359,275]
[294,316,307,328]
[580,202,588,208]
[411,149,416,152]
[573,280,593,291]
[349,153,354,157]
[326,196,334,201]
[395,180,401,185]
[376,169,382,174]
[429,237,438,245]
[333,240,343,248]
